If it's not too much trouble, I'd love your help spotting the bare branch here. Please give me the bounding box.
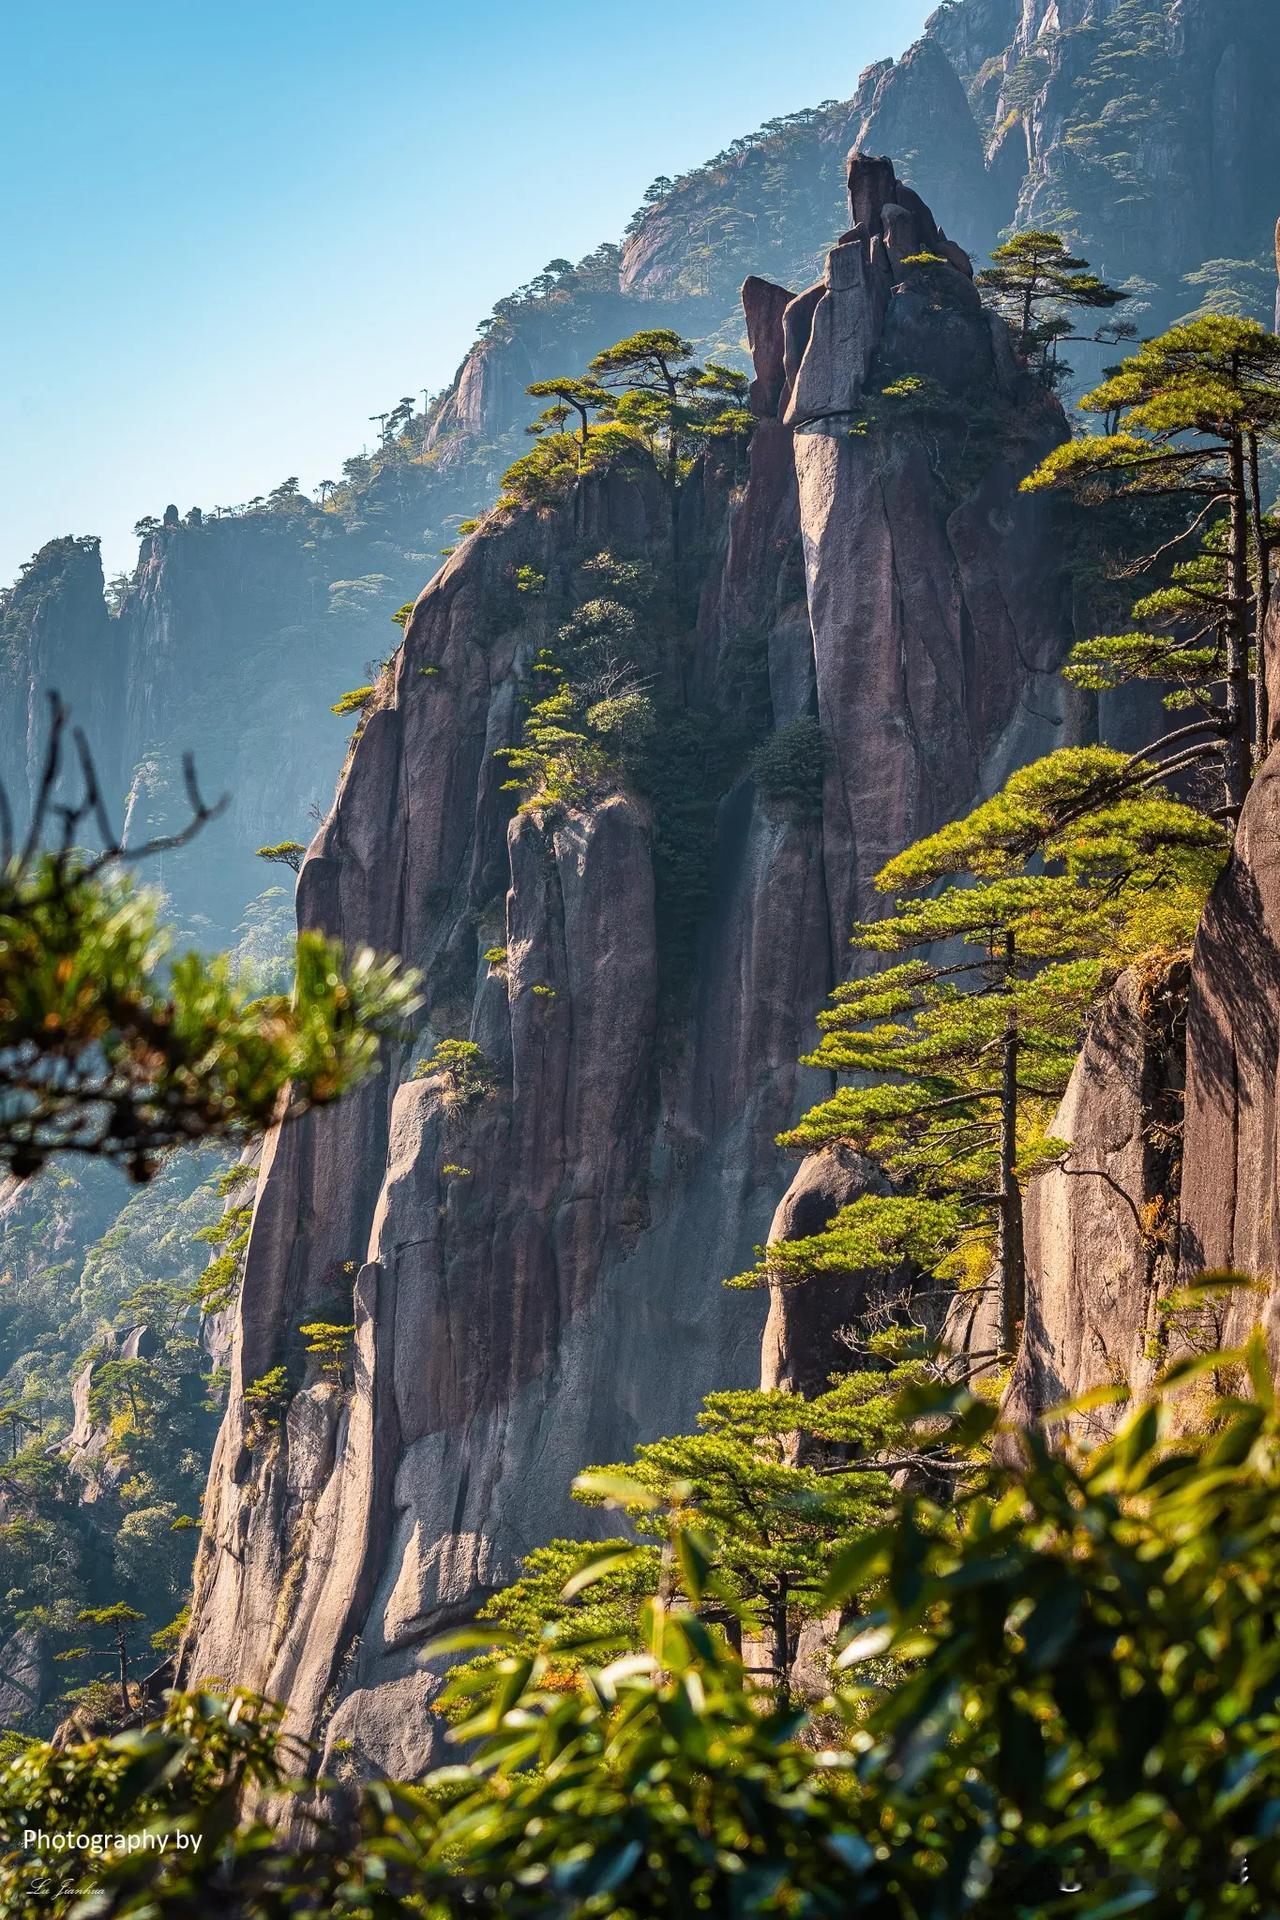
[18,692,68,869]
[1056,1155,1144,1235]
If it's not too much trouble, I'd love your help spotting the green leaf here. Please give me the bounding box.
[1154,1349,1241,1391]
[1245,1327,1275,1408]
[674,1527,714,1605]
[1040,1381,1131,1422]
[416,1625,514,1661]
[835,1622,894,1670]
[820,1528,895,1609]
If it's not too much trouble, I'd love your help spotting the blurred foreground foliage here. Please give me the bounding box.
[3,1334,1280,1917]
[0,699,418,1182]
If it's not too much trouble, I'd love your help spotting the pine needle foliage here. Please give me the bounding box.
[736,749,1226,1346]
[976,229,1129,383]
[1024,315,1280,808]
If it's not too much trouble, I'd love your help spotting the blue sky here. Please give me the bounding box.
[0,0,933,586]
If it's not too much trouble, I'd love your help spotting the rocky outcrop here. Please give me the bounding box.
[760,1147,891,1400]
[182,155,1082,1779]
[781,155,1072,947]
[849,36,1001,247]
[1004,964,1187,1429]
[64,1323,158,1481]
[0,537,125,826]
[1179,754,1280,1317]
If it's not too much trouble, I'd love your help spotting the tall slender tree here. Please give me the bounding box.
[1023,317,1280,813]
[738,751,1225,1353]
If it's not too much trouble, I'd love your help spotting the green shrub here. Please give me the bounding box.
[750,716,825,818]
[412,1039,499,1106]
[242,1366,288,1445]
[330,684,375,716]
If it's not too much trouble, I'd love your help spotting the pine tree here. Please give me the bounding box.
[587,330,698,491]
[0,700,417,1181]
[976,230,1130,383]
[72,1602,146,1718]
[574,1365,958,1697]
[254,840,306,874]
[1064,519,1280,781]
[1024,316,1280,810]
[524,377,611,451]
[737,750,1225,1352]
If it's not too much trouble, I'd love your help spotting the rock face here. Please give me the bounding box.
[0,515,448,941]
[0,1627,52,1729]
[759,1147,892,1400]
[1179,754,1280,1316]
[182,155,1082,1779]
[783,156,1072,946]
[978,0,1280,307]
[848,37,1000,245]
[1004,964,1187,1429]
[0,537,125,825]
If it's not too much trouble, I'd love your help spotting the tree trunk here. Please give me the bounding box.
[117,1628,129,1720]
[1249,431,1271,755]
[1225,430,1253,814]
[767,1582,792,1708]
[997,931,1025,1356]
[664,375,681,574]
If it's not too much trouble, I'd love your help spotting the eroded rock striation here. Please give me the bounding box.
[181,153,1083,1778]
[1003,964,1188,1429]
[1179,756,1280,1316]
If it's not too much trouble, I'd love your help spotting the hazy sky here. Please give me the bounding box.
[0,0,933,586]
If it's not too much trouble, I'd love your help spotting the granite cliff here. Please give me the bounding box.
[180,155,1079,1776]
[5,0,1280,1746]
[432,0,1280,462]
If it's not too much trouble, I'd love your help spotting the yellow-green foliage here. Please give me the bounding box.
[330,684,375,716]
[299,1321,354,1385]
[412,1039,499,1106]
[242,1367,288,1446]
[737,749,1225,1293]
[0,852,419,1181]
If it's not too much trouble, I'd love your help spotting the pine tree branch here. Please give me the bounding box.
[1114,493,1229,577]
